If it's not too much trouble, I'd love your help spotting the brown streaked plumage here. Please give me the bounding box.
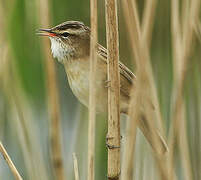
[37,21,168,154]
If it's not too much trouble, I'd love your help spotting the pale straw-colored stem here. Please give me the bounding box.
[0,2,48,178]
[73,153,80,180]
[142,0,157,47]
[178,104,193,180]
[169,0,201,179]
[194,22,201,42]
[105,0,121,179]
[121,80,142,180]
[121,0,169,179]
[120,3,142,178]
[88,0,98,179]
[37,0,65,179]
[0,142,23,180]
[171,0,183,80]
[141,0,166,145]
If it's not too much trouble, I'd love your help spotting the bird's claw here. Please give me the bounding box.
[104,80,111,88]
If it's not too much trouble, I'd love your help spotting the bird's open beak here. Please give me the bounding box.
[36,28,57,37]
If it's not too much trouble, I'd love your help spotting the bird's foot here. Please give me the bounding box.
[104,80,111,88]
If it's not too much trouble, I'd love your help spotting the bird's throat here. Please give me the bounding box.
[50,37,76,63]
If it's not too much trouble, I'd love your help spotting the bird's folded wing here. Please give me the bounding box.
[97,44,135,98]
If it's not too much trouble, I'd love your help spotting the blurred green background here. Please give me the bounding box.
[0,0,200,180]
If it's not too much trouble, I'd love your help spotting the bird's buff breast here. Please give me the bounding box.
[63,59,108,113]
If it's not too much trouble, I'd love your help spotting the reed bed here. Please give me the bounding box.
[0,0,201,180]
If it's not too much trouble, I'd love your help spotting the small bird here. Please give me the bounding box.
[38,21,168,154]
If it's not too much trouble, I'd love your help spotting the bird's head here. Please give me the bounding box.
[37,21,90,62]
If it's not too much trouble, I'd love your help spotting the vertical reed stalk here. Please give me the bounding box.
[142,0,157,47]
[0,3,48,179]
[121,0,169,179]
[120,1,142,178]
[141,0,165,137]
[37,0,65,179]
[2,60,47,180]
[88,0,98,179]
[73,153,80,180]
[171,0,182,79]
[0,142,23,180]
[179,104,193,180]
[169,0,201,179]
[7,57,49,180]
[105,0,121,179]
[121,80,141,180]
[0,0,7,83]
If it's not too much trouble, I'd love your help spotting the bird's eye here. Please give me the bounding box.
[61,32,70,37]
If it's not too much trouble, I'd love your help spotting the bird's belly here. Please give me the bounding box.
[65,61,108,113]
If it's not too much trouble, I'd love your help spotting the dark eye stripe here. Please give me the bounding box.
[61,32,70,37]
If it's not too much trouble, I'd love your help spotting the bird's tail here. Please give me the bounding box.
[139,115,169,155]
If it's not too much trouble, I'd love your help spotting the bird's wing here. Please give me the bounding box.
[97,44,135,98]
[96,46,168,153]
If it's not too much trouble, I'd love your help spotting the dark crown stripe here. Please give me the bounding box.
[53,21,86,31]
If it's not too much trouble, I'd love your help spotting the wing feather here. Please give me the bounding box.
[97,44,135,98]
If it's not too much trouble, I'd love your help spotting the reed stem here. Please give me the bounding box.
[105,0,121,179]
[88,0,98,179]
[0,142,23,180]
